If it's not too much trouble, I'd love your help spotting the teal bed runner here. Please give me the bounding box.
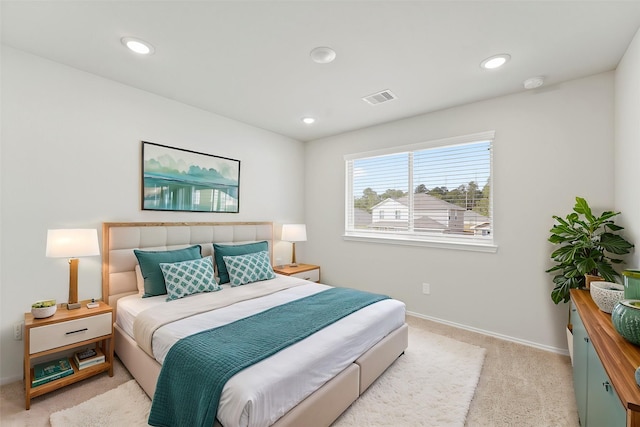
[148,287,389,427]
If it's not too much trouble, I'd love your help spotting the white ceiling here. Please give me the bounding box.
[2,1,640,142]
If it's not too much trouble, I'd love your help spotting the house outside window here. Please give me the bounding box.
[344,131,496,252]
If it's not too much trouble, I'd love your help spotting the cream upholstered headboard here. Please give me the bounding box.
[102,222,274,307]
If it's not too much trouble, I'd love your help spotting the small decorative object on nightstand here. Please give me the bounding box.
[31,299,57,318]
[23,301,114,409]
[273,263,321,283]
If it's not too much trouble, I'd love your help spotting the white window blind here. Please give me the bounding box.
[344,131,495,251]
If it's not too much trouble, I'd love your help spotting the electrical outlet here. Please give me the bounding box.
[14,322,23,340]
[422,283,431,295]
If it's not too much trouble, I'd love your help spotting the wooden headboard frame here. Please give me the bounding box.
[102,222,274,308]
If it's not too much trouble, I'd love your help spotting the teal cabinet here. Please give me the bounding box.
[572,302,589,424]
[572,304,627,426]
[586,344,627,426]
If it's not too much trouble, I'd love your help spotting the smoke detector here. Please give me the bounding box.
[362,90,397,105]
[523,76,545,89]
[310,47,336,64]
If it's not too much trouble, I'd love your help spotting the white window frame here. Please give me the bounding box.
[344,131,497,253]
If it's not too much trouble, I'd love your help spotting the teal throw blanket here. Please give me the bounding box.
[148,287,389,427]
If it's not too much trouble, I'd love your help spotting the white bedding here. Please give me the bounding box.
[116,275,406,427]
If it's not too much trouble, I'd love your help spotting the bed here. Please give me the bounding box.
[102,221,408,427]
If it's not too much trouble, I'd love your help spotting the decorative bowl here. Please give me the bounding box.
[31,300,57,318]
[611,300,640,346]
[590,281,625,313]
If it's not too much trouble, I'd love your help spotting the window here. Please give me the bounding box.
[344,131,496,252]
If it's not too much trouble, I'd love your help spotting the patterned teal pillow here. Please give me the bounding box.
[222,250,276,287]
[213,241,269,284]
[159,256,221,301]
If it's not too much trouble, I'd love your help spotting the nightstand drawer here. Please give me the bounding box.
[29,313,112,354]
[291,268,320,282]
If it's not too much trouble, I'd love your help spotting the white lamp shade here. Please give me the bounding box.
[281,224,307,242]
[46,229,100,258]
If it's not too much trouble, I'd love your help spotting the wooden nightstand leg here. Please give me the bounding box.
[24,352,31,409]
[25,381,31,409]
[106,338,114,376]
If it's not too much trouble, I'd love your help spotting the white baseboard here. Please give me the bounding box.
[406,311,570,356]
[1,373,23,386]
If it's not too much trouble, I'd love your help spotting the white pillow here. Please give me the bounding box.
[135,265,144,295]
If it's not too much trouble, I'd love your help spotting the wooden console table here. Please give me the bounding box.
[571,289,640,427]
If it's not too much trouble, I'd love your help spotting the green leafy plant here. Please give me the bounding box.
[546,197,634,304]
[31,299,56,308]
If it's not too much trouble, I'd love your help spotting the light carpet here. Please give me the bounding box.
[50,327,486,427]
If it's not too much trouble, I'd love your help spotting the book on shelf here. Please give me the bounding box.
[32,358,74,387]
[75,347,96,361]
[73,347,105,370]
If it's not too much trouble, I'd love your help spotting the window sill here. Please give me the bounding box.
[342,233,498,253]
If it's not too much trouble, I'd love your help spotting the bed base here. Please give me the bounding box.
[115,322,408,427]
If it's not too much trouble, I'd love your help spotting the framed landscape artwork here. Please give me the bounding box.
[141,141,240,213]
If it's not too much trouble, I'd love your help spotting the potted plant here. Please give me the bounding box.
[546,196,634,305]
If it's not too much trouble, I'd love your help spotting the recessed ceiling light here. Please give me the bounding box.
[310,47,336,64]
[302,117,316,125]
[121,37,155,55]
[480,54,511,70]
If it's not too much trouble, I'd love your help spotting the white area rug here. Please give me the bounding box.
[333,326,486,426]
[50,327,485,427]
[49,380,151,427]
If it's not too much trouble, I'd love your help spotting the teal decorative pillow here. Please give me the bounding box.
[134,245,202,297]
[223,250,276,287]
[159,256,221,301]
[213,241,269,284]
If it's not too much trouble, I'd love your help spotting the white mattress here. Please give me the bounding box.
[116,275,405,427]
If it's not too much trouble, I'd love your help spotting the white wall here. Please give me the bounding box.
[0,47,305,383]
[615,27,640,268]
[305,72,615,353]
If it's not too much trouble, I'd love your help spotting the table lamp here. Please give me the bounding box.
[46,229,100,309]
[281,224,307,267]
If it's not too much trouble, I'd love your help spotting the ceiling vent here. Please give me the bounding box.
[362,90,397,106]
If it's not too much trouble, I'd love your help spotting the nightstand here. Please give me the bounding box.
[273,264,321,283]
[23,301,114,409]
